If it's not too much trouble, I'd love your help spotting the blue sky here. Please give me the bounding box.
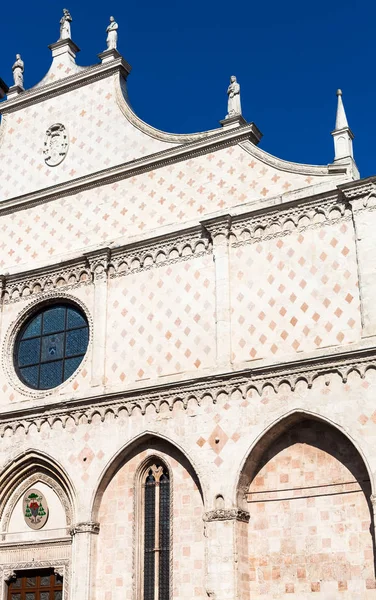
[1,0,374,177]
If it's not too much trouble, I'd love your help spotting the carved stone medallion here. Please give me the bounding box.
[23,488,49,530]
[43,123,69,166]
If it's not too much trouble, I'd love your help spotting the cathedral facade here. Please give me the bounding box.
[0,13,376,600]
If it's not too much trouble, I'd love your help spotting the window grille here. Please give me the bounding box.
[14,303,89,390]
[143,464,170,600]
[7,569,63,600]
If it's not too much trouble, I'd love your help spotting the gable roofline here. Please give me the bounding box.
[0,115,350,214]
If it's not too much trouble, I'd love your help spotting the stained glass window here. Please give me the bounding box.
[143,464,170,600]
[15,303,89,390]
[7,569,63,600]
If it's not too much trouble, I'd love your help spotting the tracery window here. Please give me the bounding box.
[142,463,170,600]
[14,302,89,390]
[7,569,63,600]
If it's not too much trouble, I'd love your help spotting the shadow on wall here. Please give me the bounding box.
[241,417,375,597]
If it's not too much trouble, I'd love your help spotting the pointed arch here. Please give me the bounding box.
[91,431,205,522]
[234,409,376,597]
[235,409,374,508]
[0,449,77,527]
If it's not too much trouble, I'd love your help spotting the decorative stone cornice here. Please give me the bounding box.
[2,258,90,304]
[109,226,212,278]
[1,343,376,437]
[69,521,100,536]
[240,140,348,177]
[231,192,349,245]
[203,509,250,523]
[85,248,111,282]
[0,120,259,215]
[0,57,131,115]
[201,215,232,245]
[0,226,212,303]
[340,177,376,201]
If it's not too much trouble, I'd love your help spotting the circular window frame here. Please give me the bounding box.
[4,293,93,398]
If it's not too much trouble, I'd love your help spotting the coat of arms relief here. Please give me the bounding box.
[23,488,49,529]
[43,123,69,166]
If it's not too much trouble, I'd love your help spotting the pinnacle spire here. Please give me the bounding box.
[331,88,356,171]
[334,89,349,131]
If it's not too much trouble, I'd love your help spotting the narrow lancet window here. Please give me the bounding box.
[143,464,170,600]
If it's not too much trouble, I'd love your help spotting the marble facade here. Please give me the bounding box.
[0,15,375,600]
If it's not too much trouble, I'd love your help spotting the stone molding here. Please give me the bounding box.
[1,226,212,304]
[0,57,129,114]
[203,509,250,523]
[0,344,376,437]
[0,560,69,600]
[340,178,376,201]
[114,76,219,145]
[1,472,73,531]
[109,227,212,278]
[69,521,100,536]
[0,538,71,551]
[2,291,94,399]
[240,140,347,177]
[2,259,91,305]
[342,182,376,212]
[201,215,232,244]
[0,190,347,306]
[0,120,260,215]
[231,193,350,245]
[85,248,111,282]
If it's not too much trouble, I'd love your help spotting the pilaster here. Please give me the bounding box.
[85,249,111,387]
[70,522,99,600]
[203,509,249,600]
[202,216,232,369]
[344,183,376,337]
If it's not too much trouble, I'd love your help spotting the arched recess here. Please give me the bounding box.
[92,433,206,600]
[91,431,204,520]
[236,411,376,599]
[0,449,76,531]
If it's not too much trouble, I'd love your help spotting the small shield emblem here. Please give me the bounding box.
[23,488,49,530]
[43,123,69,167]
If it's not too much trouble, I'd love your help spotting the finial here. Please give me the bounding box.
[334,87,349,131]
[331,88,356,168]
[105,16,119,51]
[59,8,72,40]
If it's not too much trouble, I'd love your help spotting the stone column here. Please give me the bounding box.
[345,184,376,337]
[85,249,111,387]
[201,216,232,369]
[203,509,249,600]
[70,521,100,600]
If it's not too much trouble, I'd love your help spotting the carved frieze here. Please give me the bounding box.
[0,344,375,437]
[109,227,212,278]
[203,509,250,523]
[231,194,350,245]
[2,259,91,305]
[69,521,100,536]
[1,227,212,303]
